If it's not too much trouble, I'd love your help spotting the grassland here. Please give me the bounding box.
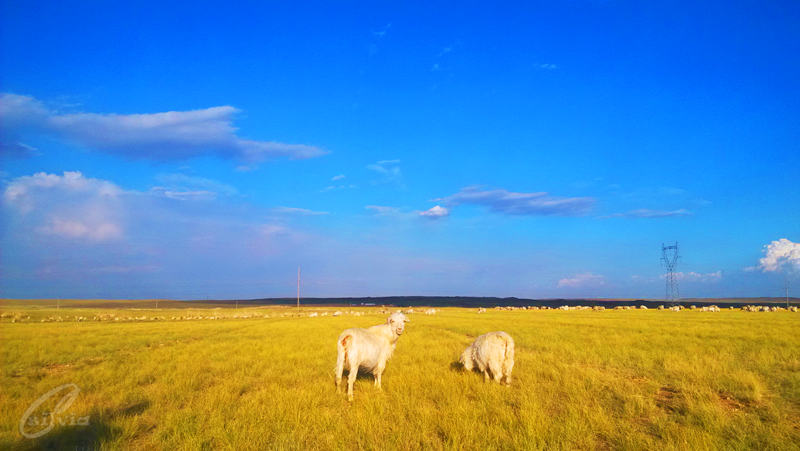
[1,303,799,450]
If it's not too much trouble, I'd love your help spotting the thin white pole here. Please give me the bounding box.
[786,276,790,308]
[297,267,300,314]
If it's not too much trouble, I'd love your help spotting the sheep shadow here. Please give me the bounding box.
[449,360,465,372]
[338,369,381,382]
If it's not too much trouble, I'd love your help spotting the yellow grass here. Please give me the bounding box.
[1,305,799,450]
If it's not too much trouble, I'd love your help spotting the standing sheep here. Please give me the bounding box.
[334,312,410,401]
[460,331,515,385]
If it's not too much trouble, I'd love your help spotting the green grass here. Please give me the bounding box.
[2,307,799,450]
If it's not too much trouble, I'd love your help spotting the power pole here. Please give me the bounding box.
[785,276,790,308]
[297,267,300,314]
[661,242,680,305]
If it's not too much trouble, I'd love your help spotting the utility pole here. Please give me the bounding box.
[297,267,300,315]
[661,242,680,305]
[785,276,790,308]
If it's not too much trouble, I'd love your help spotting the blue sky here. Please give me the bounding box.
[1,0,798,300]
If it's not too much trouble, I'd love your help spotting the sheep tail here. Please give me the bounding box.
[335,334,351,382]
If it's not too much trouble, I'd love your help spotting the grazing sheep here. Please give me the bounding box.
[333,311,342,316]
[321,312,328,317]
[477,307,486,314]
[425,309,436,315]
[334,312,410,401]
[639,305,648,310]
[309,312,318,318]
[460,331,515,385]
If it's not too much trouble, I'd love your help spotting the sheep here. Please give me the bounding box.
[334,312,410,401]
[333,311,342,316]
[477,307,486,314]
[309,312,318,318]
[425,309,436,315]
[460,331,515,385]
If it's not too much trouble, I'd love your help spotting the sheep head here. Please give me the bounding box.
[387,312,410,336]
[459,347,474,371]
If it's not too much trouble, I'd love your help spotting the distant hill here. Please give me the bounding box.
[187,296,800,309]
[3,296,797,310]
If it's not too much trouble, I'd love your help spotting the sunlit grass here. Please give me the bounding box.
[1,307,798,449]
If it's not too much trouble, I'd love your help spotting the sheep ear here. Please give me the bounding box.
[404,317,410,323]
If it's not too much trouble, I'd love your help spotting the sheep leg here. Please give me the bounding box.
[483,370,490,383]
[334,352,345,394]
[504,361,514,386]
[347,363,358,402]
[490,363,503,384]
[374,372,382,391]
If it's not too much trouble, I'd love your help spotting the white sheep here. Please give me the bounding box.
[460,331,515,385]
[334,312,410,401]
[333,311,342,316]
[309,312,318,318]
[477,307,486,314]
[425,309,436,315]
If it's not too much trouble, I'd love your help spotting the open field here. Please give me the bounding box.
[2,304,799,450]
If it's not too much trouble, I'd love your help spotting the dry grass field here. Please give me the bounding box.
[1,302,799,450]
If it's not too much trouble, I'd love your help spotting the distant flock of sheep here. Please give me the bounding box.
[2,304,796,324]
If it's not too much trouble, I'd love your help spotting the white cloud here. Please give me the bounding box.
[1,141,39,159]
[38,218,122,241]
[0,93,327,163]
[273,206,329,216]
[557,272,606,288]
[434,186,594,216]
[662,271,722,282]
[600,209,693,219]
[372,23,391,37]
[4,171,125,241]
[4,171,121,214]
[332,174,346,181]
[367,159,404,187]
[747,239,800,272]
[366,205,400,215]
[419,205,449,219]
[150,188,219,201]
[155,173,238,196]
